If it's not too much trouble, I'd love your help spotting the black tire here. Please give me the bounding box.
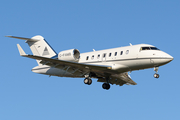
[102,83,110,90]
[106,84,110,90]
[88,79,92,85]
[84,78,89,84]
[154,73,160,78]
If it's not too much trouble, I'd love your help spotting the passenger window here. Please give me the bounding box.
[97,54,100,59]
[109,53,111,57]
[126,50,129,54]
[120,51,123,55]
[103,53,106,58]
[86,56,89,60]
[91,55,94,60]
[115,52,117,56]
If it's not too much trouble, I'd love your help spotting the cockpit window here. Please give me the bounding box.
[140,47,160,51]
[150,47,159,50]
[141,47,150,50]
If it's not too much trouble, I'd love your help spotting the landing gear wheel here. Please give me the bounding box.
[84,78,89,84]
[102,83,110,90]
[88,79,92,85]
[154,73,159,78]
[84,78,92,85]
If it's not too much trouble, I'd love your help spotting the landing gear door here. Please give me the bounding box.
[102,53,106,62]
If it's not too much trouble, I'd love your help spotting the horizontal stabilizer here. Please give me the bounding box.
[17,44,26,56]
[6,36,39,42]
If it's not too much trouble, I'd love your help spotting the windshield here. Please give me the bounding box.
[140,47,160,51]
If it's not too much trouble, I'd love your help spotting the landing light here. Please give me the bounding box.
[107,67,112,69]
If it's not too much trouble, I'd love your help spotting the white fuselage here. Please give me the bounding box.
[79,44,172,71]
[32,44,173,77]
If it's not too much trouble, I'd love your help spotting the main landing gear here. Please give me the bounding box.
[84,74,92,85]
[102,83,110,90]
[102,77,110,90]
[83,74,111,90]
[154,67,160,78]
[84,77,92,85]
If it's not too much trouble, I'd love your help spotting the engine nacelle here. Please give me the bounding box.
[58,49,80,62]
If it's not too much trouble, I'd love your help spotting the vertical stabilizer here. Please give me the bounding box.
[26,35,57,65]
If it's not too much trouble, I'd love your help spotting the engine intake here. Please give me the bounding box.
[58,49,80,62]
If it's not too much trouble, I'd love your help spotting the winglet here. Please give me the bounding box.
[17,44,27,56]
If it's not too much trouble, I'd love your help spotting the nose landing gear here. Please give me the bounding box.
[154,67,160,78]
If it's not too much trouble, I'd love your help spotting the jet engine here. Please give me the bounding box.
[58,49,80,62]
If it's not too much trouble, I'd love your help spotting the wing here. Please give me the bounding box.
[97,72,137,86]
[17,44,113,73]
[17,44,137,86]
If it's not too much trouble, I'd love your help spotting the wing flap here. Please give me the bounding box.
[111,73,137,85]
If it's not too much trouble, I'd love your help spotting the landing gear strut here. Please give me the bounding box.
[154,67,160,78]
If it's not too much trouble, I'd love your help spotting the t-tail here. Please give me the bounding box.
[6,35,57,65]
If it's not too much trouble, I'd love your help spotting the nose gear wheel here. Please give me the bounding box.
[154,73,159,78]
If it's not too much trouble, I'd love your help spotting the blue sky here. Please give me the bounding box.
[0,0,180,120]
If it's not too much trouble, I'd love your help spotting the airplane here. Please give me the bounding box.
[7,35,173,90]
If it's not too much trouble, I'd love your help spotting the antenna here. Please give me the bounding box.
[93,49,95,52]
[129,43,132,46]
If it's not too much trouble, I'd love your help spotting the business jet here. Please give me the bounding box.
[7,35,173,90]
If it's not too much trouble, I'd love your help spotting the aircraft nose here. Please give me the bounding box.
[161,52,173,64]
[164,53,173,60]
[168,55,174,61]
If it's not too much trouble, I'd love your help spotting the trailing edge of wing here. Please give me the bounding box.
[6,36,39,42]
[17,44,26,56]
